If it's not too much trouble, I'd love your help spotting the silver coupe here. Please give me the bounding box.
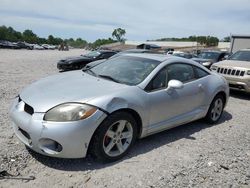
[10,53,229,162]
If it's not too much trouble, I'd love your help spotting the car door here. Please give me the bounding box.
[146,63,206,133]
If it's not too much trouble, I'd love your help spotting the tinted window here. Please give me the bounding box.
[198,52,220,60]
[146,68,167,91]
[90,56,160,85]
[229,51,250,61]
[193,66,209,78]
[167,64,195,83]
[84,51,101,58]
[105,52,115,58]
[99,53,109,58]
[173,53,193,59]
[146,63,196,92]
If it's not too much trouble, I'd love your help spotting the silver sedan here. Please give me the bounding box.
[10,53,229,162]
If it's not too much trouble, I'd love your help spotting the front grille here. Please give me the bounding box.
[217,67,245,77]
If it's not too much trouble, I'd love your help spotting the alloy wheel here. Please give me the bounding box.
[103,120,133,157]
[211,98,223,121]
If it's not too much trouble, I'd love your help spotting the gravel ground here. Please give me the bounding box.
[0,49,250,188]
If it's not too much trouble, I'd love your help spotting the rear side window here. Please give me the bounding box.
[193,66,209,78]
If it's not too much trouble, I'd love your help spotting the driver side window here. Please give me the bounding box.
[145,63,195,92]
[145,68,167,91]
[167,63,195,83]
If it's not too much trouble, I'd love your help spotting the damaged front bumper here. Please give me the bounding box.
[9,97,107,158]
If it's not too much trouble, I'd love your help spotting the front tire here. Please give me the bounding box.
[205,94,225,124]
[90,112,137,162]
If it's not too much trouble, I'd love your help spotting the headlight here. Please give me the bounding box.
[44,103,97,122]
[202,62,212,66]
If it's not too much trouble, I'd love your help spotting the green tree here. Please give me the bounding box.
[22,29,38,43]
[0,25,8,40]
[64,38,88,48]
[153,35,219,46]
[38,37,47,44]
[223,36,230,42]
[112,28,126,42]
[47,35,55,44]
[90,38,116,49]
[205,36,219,46]
[0,26,22,41]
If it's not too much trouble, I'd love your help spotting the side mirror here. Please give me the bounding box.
[223,55,229,60]
[168,80,184,89]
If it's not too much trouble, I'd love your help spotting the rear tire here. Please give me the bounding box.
[90,112,137,163]
[205,94,225,124]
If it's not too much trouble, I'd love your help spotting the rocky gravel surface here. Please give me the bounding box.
[0,49,250,188]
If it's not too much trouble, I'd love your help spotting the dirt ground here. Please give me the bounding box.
[0,49,250,188]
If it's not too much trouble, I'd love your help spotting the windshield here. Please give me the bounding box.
[229,51,250,61]
[83,51,101,58]
[198,52,220,60]
[88,56,160,85]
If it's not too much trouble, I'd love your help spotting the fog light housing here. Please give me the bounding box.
[39,138,63,154]
[211,66,217,71]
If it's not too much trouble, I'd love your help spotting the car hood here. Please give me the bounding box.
[60,56,92,63]
[192,58,215,63]
[20,71,129,112]
[215,60,250,69]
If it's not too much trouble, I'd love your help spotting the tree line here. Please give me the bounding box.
[0,25,229,48]
[150,35,230,47]
[0,25,121,48]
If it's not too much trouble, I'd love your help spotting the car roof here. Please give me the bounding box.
[122,53,206,69]
[121,53,170,62]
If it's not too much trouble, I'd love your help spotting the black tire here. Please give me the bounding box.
[90,112,137,163]
[205,94,225,124]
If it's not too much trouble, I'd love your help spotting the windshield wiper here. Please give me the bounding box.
[98,74,121,83]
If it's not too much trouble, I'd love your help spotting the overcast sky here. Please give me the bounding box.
[0,0,250,42]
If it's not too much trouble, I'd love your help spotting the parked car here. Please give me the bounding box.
[164,48,175,54]
[211,49,250,93]
[42,44,57,50]
[172,51,197,59]
[16,42,33,50]
[57,50,117,71]
[32,44,44,50]
[192,51,228,68]
[0,40,20,49]
[120,49,161,54]
[10,53,229,162]
[111,49,161,59]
